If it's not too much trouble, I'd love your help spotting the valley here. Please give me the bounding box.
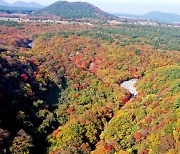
[0,1,179,154]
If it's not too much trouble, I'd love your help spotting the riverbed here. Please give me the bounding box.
[120,79,138,96]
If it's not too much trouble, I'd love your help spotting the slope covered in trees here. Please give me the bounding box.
[36,1,114,19]
[0,20,179,154]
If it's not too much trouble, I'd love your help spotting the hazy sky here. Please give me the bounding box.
[5,0,180,15]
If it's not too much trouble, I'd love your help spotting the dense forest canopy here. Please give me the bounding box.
[0,17,180,154]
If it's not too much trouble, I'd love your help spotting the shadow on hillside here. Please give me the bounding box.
[0,55,64,153]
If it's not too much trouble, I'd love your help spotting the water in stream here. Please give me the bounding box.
[120,79,138,96]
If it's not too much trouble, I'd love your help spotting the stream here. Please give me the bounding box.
[120,79,138,96]
[27,40,33,48]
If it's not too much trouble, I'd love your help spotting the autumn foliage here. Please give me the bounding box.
[0,20,180,154]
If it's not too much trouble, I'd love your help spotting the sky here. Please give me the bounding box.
[4,0,180,15]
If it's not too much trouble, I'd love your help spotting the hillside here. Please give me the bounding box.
[37,1,114,19]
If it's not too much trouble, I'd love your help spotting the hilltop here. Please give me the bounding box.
[37,1,114,20]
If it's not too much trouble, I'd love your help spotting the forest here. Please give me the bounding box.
[0,19,180,154]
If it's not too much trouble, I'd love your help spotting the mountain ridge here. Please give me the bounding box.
[0,0,10,6]
[0,0,43,8]
[144,11,180,23]
[113,11,180,23]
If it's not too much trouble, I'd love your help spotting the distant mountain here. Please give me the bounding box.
[112,13,140,19]
[11,1,43,8]
[113,11,180,23]
[0,5,39,14]
[37,1,114,20]
[0,0,10,6]
[143,11,180,23]
[0,0,43,8]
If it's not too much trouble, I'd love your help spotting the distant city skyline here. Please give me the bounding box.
[3,0,180,15]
